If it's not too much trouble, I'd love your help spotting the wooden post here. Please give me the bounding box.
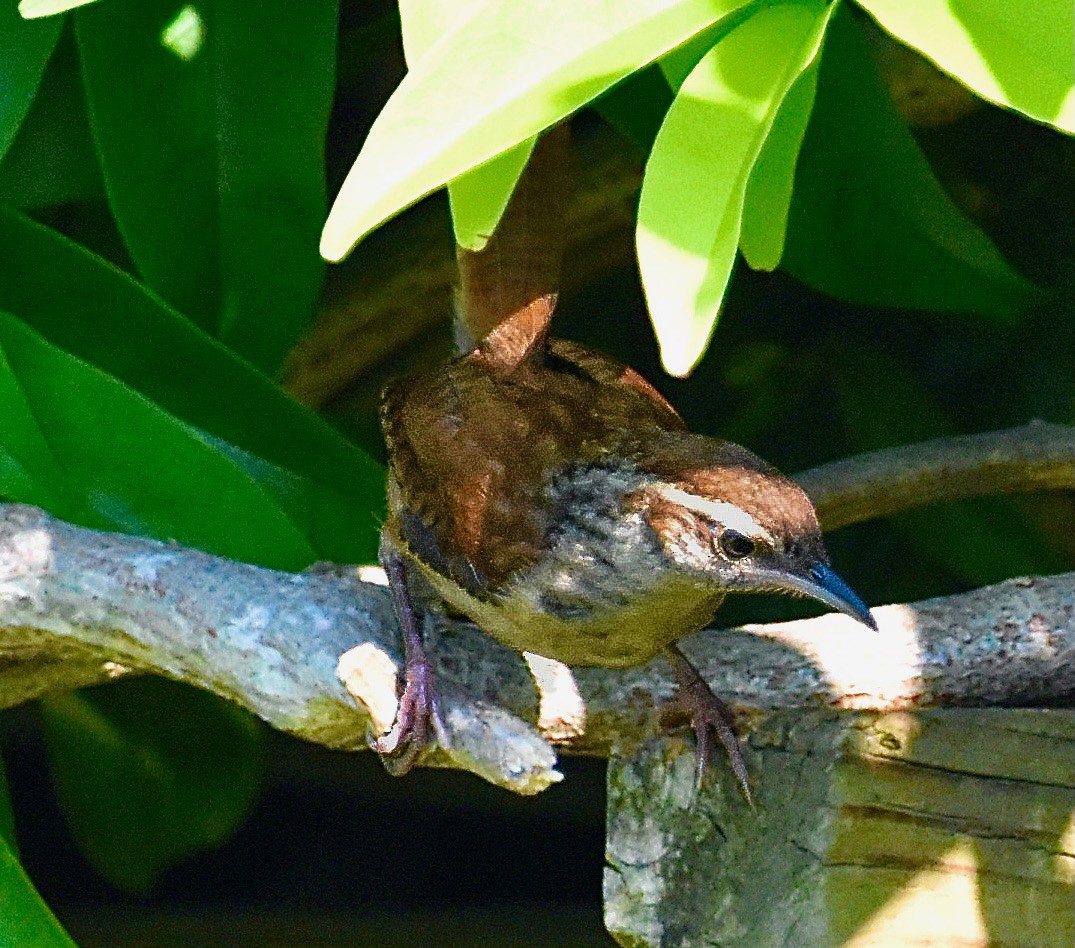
[605,708,1074,946]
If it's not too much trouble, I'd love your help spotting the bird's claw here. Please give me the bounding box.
[370,653,442,776]
[662,645,753,806]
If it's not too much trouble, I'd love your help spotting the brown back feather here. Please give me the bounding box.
[382,338,685,592]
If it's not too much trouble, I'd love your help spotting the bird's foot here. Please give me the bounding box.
[661,644,753,806]
[370,651,442,776]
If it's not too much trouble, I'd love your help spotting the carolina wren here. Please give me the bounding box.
[374,297,876,801]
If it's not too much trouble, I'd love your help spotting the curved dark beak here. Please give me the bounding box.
[802,563,877,630]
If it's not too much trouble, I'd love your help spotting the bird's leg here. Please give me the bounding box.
[661,643,753,806]
[371,550,443,775]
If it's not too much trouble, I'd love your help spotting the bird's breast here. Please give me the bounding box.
[416,553,723,669]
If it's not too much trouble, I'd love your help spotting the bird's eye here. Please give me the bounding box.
[719,529,755,559]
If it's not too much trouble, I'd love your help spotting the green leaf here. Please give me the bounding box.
[0,753,76,946]
[76,0,338,372]
[781,8,1038,317]
[0,28,104,209]
[0,328,75,515]
[321,0,761,261]
[0,752,16,850]
[446,142,537,251]
[40,680,264,893]
[0,1,62,161]
[856,0,1075,134]
[0,308,317,568]
[658,2,758,90]
[0,207,383,564]
[399,0,535,251]
[0,840,77,947]
[740,60,820,270]
[592,65,675,155]
[637,0,833,377]
[831,343,1048,584]
[20,0,98,17]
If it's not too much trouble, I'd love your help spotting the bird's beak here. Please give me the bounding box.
[799,563,877,630]
[754,562,877,630]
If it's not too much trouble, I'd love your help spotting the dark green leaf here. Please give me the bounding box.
[0,753,76,946]
[40,680,264,893]
[0,208,383,563]
[0,327,78,516]
[0,27,104,209]
[832,343,1046,584]
[593,65,674,155]
[0,0,62,161]
[782,8,1038,317]
[0,308,319,567]
[76,0,338,372]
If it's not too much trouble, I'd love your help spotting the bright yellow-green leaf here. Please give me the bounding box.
[856,0,1075,134]
[19,0,98,18]
[399,0,535,251]
[658,1,759,90]
[637,0,833,377]
[446,141,536,251]
[321,0,759,262]
[740,60,821,270]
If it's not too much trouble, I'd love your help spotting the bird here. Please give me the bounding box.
[373,294,876,802]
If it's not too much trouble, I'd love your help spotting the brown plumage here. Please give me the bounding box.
[382,302,688,596]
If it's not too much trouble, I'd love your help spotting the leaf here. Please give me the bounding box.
[321,0,762,262]
[0,308,318,568]
[592,64,675,155]
[446,142,537,251]
[831,343,1048,584]
[0,841,77,947]
[0,328,75,516]
[0,753,16,850]
[658,2,758,90]
[856,0,1075,134]
[781,8,1038,318]
[637,0,833,377]
[0,754,76,946]
[40,680,264,892]
[0,207,383,564]
[0,28,104,209]
[740,60,820,270]
[76,0,338,373]
[20,0,98,17]
[0,1,62,161]
[399,0,534,251]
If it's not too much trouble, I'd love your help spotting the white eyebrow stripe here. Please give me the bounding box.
[653,485,773,542]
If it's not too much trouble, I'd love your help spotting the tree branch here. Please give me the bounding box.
[796,420,1075,530]
[0,424,1070,792]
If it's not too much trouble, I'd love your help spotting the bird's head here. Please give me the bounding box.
[625,434,877,629]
